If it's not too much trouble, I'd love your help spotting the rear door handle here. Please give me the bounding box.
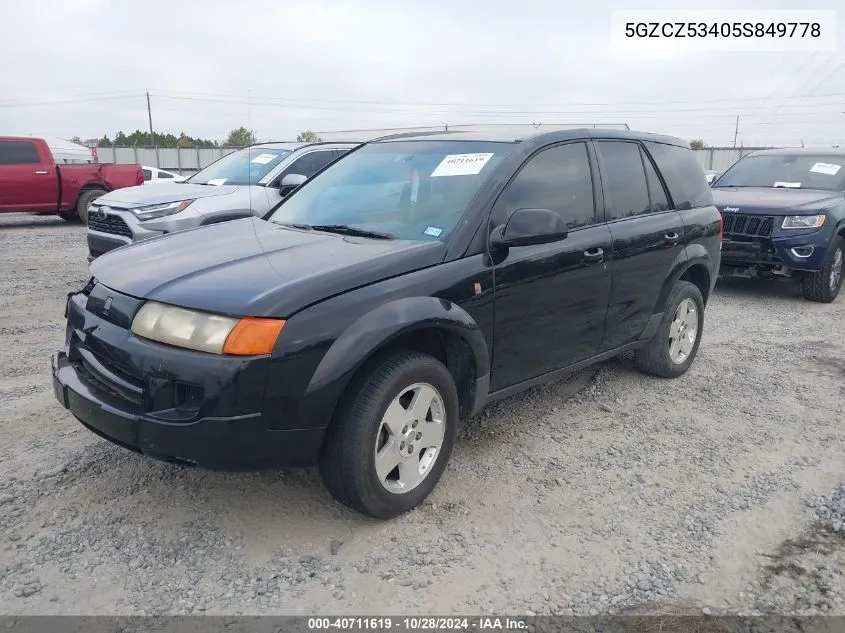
[582,247,604,265]
[35,170,49,175]
[664,231,680,246]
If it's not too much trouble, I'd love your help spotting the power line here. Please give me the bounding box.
[2,88,845,109]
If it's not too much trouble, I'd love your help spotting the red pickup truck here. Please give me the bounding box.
[0,136,143,223]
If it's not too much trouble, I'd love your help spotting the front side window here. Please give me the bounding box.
[713,153,845,192]
[267,140,512,242]
[284,150,337,179]
[188,147,292,186]
[493,142,596,230]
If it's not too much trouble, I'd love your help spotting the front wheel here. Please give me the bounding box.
[319,351,459,519]
[635,280,705,378]
[75,189,106,226]
[801,236,844,303]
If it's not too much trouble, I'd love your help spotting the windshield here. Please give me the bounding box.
[714,154,845,191]
[188,146,292,186]
[267,140,510,241]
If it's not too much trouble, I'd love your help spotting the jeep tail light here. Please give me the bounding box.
[136,169,144,186]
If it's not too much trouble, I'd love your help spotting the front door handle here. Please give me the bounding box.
[664,231,680,246]
[35,170,49,175]
[582,247,604,265]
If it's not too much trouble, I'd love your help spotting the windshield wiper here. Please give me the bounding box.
[310,224,395,240]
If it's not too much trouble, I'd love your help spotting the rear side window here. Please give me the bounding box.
[642,148,671,212]
[142,169,152,181]
[0,141,40,165]
[596,141,650,221]
[644,142,712,210]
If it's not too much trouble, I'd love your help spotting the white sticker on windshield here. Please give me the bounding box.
[430,153,494,177]
[250,153,278,165]
[809,162,842,176]
[773,181,801,188]
[206,178,227,186]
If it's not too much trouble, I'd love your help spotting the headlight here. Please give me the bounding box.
[782,215,826,229]
[130,301,285,355]
[133,199,195,221]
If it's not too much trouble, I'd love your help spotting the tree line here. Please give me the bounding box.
[79,127,323,148]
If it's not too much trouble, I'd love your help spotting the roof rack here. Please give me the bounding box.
[370,130,461,142]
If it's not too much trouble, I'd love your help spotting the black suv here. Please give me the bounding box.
[712,149,845,302]
[52,129,721,519]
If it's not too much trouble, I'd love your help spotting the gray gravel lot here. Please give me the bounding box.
[1,213,843,617]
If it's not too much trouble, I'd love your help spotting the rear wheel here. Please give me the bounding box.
[319,351,458,519]
[635,280,705,378]
[74,188,107,226]
[801,236,844,303]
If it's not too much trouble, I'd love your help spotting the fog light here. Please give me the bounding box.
[790,246,814,258]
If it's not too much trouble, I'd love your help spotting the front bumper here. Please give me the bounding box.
[51,286,324,469]
[720,230,831,276]
[87,208,164,261]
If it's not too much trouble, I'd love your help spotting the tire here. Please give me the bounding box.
[635,280,705,379]
[75,188,107,226]
[801,236,844,303]
[319,351,459,519]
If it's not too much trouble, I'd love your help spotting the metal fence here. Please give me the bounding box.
[94,144,771,176]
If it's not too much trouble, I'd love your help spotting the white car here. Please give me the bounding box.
[704,170,720,185]
[142,166,187,184]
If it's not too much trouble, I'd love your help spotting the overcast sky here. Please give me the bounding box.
[1,0,842,147]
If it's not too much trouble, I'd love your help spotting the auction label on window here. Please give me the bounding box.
[251,153,278,164]
[809,162,841,175]
[431,153,494,177]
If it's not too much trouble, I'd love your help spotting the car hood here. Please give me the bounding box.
[89,217,446,317]
[94,183,242,208]
[712,187,845,215]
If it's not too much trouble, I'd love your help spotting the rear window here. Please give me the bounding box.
[644,141,712,210]
[0,141,40,165]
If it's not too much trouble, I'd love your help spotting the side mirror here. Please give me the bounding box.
[491,208,568,248]
[279,173,307,195]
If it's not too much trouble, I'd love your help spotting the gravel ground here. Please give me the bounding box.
[1,213,843,617]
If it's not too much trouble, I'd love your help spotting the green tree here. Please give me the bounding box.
[689,139,707,150]
[225,127,257,147]
[95,129,217,148]
[70,136,83,145]
[296,129,322,142]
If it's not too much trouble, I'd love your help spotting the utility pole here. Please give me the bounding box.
[146,90,155,147]
[146,90,159,167]
[732,115,739,149]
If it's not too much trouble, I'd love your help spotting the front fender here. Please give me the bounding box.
[298,296,490,429]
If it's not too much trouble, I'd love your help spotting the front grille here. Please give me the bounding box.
[722,213,774,238]
[88,211,132,238]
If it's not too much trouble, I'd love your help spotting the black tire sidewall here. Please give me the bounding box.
[824,239,844,299]
[77,189,105,225]
[327,352,459,519]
